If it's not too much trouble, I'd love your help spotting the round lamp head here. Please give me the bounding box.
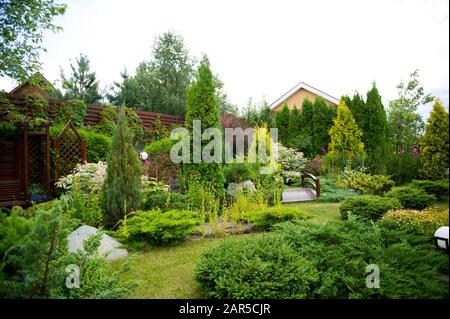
[434,226,449,252]
[140,151,149,161]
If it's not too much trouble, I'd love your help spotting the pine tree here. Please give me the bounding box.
[420,99,449,180]
[103,107,142,227]
[60,54,103,103]
[287,106,301,147]
[312,97,336,155]
[364,83,388,173]
[183,57,224,199]
[328,100,365,169]
[275,103,290,145]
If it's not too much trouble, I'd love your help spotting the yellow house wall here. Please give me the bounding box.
[272,88,337,112]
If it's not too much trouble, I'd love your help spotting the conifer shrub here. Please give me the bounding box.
[195,218,449,299]
[195,233,319,298]
[142,192,190,211]
[103,107,142,227]
[340,195,402,221]
[240,206,311,230]
[117,209,201,246]
[385,186,436,210]
[420,99,449,180]
[411,180,449,198]
[0,197,134,298]
[338,172,395,195]
[182,58,225,201]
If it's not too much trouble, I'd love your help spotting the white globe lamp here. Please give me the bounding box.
[434,226,449,252]
[140,151,149,161]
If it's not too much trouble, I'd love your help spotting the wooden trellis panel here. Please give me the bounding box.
[28,130,51,195]
[54,122,87,182]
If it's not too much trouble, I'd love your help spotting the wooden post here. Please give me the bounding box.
[82,140,87,163]
[315,177,320,198]
[54,139,59,183]
[45,125,51,196]
[23,125,29,201]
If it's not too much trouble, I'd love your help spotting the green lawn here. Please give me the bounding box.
[110,234,258,299]
[283,201,341,224]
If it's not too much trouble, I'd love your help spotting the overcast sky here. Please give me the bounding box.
[1,0,448,119]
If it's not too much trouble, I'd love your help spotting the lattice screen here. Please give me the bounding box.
[28,134,49,195]
[54,122,86,182]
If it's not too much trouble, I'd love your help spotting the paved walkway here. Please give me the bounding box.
[282,188,317,203]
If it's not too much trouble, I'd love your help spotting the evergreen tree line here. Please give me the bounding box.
[272,73,449,182]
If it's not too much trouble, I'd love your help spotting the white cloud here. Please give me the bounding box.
[1,0,448,119]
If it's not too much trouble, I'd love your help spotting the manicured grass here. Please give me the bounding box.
[283,200,341,224]
[110,234,258,299]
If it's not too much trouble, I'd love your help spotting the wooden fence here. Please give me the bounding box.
[5,94,185,130]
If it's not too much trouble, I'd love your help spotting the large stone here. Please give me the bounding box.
[241,180,256,192]
[67,225,128,261]
[227,180,257,200]
[226,182,242,199]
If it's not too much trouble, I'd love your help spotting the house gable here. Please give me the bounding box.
[271,82,339,112]
[8,73,54,98]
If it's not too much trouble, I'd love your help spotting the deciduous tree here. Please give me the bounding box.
[0,0,66,80]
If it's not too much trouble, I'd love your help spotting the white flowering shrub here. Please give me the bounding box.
[278,144,306,184]
[56,161,170,196]
[56,161,107,195]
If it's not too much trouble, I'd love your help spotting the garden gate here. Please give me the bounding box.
[53,122,87,183]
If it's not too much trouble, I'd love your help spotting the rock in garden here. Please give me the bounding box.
[242,180,256,192]
[67,225,128,261]
[226,182,242,199]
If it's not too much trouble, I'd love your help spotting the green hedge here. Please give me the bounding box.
[385,186,436,210]
[340,195,402,221]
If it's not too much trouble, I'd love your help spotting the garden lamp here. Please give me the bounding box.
[140,151,149,161]
[434,226,449,252]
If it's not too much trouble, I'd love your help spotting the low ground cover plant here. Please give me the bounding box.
[195,233,319,298]
[318,177,359,202]
[411,180,449,199]
[386,186,436,210]
[116,209,201,246]
[195,217,449,299]
[340,195,402,221]
[142,192,190,211]
[239,206,311,230]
